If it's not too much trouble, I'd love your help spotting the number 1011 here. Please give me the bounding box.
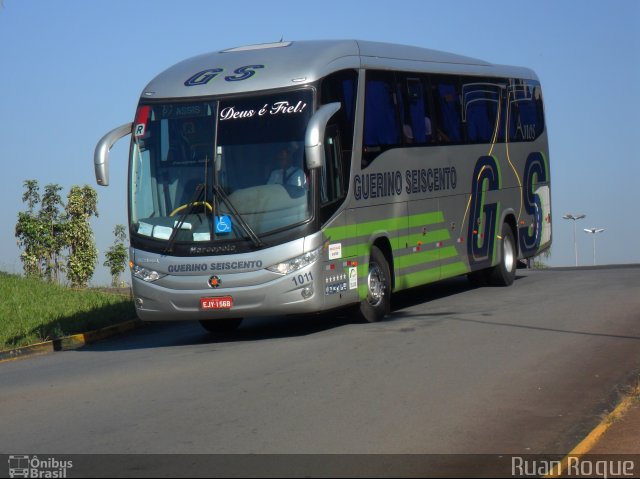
[292,272,313,286]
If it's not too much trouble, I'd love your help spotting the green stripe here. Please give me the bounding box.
[325,211,444,242]
[407,211,445,228]
[398,268,441,289]
[342,229,454,261]
[398,228,451,250]
[342,244,366,259]
[326,210,470,298]
[396,249,439,269]
[358,283,368,301]
[494,154,503,189]
[441,261,470,278]
[394,246,461,282]
[440,246,460,260]
[350,244,461,279]
[397,261,469,290]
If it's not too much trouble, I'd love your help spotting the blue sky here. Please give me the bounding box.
[0,0,638,285]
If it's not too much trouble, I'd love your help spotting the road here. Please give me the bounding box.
[2,266,640,461]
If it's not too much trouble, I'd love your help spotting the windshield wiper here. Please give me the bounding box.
[164,184,205,254]
[213,184,265,249]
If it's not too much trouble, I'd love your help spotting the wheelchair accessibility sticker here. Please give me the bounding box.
[215,215,232,234]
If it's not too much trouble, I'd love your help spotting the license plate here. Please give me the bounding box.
[200,296,233,310]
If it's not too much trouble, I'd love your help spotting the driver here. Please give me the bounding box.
[266,148,306,187]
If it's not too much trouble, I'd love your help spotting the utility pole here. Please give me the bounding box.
[583,228,605,265]
[562,214,586,266]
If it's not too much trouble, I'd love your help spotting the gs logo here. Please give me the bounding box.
[467,155,501,269]
[185,65,265,87]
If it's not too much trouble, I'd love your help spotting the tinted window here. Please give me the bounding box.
[362,72,401,166]
[359,71,544,156]
[508,80,544,141]
[320,69,358,151]
[462,81,505,143]
[398,77,432,145]
[431,78,463,144]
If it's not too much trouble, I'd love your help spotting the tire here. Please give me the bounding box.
[199,318,243,333]
[488,223,517,286]
[359,245,391,322]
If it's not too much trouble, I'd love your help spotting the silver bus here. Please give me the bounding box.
[95,40,550,331]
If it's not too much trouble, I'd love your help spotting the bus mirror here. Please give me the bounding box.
[94,122,132,186]
[305,102,341,170]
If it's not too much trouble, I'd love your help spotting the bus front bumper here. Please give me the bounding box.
[130,262,328,321]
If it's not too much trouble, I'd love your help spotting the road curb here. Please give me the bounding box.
[544,392,638,478]
[0,318,144,363]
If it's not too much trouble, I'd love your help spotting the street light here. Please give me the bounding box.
[562,214,586,266]
[583,228,605,266]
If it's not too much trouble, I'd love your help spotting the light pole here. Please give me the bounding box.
[583,228,605,265]
[562,214,586,266]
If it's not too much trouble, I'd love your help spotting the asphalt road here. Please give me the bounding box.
[2,266,640,458]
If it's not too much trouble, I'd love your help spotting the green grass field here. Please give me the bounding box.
[0,272,136,350]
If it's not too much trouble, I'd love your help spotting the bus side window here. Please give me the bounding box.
[362,73,401,167]
[508,80,544,141]
[462,81,504,143]
[320,70,356,221]
[320,69,357,154]
[398,77,432,145]
[431,77,463,144]
[320,126,346,223]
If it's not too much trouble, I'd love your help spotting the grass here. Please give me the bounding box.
[0,271,136,350]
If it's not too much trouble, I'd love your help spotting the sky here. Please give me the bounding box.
[0,0,638,285]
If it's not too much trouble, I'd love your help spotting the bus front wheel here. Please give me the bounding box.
[360,246,391,322]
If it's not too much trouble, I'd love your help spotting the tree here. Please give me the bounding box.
[16,180,49,279]
[40,183,65,282]
[15,180,67,281]
[22,179,40,213]
[65,185,99,288]
[15,210,47,278]
[104,224,128,287]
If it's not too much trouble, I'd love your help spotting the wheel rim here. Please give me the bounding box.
[367,262,386,307]
[504,236,515,273]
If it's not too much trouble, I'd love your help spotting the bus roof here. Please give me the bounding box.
[142,40,538,99]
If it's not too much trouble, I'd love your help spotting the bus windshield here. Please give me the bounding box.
[130,89,313,247]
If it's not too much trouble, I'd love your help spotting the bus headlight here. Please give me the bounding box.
[131,264,166,282]
[267,246,322,275]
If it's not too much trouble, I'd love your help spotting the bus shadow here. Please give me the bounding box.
[83,312,356,352]
[390,273,526,313]
[80,274,528,352]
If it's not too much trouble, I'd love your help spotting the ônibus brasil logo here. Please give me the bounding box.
[8,455,73,478]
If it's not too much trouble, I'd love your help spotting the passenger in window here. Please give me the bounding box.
[267,148,307,188]
[435,84,463,143]
[403,117,432,144]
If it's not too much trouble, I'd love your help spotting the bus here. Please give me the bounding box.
[94,40,550,331]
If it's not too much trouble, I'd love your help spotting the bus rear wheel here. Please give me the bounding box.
[488,223,517,286]
[359,246,391,322]
[199,318,243,333]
